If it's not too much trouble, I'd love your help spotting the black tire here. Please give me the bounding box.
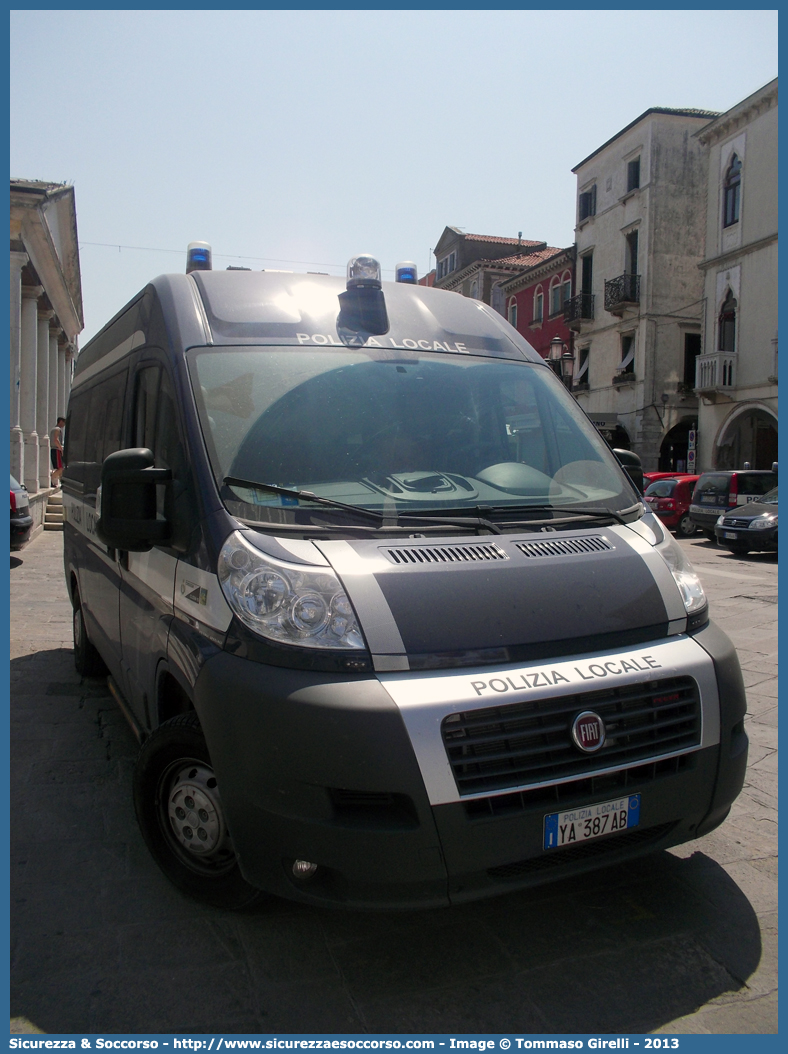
[72,594,107,677]
[726,543,751,556]
[133,712,265,910]
[675,513,697,538]
[703,530,717,543]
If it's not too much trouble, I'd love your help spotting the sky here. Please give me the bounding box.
[9,8,779,347]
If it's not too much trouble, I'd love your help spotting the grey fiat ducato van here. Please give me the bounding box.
[62,253,748,910]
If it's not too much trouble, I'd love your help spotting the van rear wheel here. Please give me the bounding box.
[133,712,265,910]
[72,594,107,677]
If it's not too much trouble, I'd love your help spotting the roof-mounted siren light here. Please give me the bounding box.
[395,261,418,284]
[186,241,212,274]
[346,254,381,291]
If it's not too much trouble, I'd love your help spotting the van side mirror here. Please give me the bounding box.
[97,448,172,552]
[613,448,644,494]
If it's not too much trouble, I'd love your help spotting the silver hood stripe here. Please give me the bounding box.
[610,524,687,626]
[314,539,410,671]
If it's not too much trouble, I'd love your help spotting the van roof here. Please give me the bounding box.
[74,270,544,385]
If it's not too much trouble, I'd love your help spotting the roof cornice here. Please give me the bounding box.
[695,79,777,145]
[499,247,575,292]
[572,107,719,172]
[438,254,546,290]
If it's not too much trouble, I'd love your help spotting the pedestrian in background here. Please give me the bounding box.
[50,416,65,488]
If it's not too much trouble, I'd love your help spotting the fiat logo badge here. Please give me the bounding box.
[571,710,606,753]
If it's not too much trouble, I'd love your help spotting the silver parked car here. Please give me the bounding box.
[10,474,32,550]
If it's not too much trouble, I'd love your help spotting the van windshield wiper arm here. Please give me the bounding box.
[223,477,502,534]
[480,503,640,527]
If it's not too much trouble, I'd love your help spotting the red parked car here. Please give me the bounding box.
[644,474,700,537]
[643,471,698,486]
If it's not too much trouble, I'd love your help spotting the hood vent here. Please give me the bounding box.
[384,542,508,566]
[516,536,613,559]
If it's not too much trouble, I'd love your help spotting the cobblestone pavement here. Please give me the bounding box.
[10,531,777,1035]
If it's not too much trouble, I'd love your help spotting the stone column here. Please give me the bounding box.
[20,285,43,492]
[9,251,28,481]
[64,344,76,414]
[48,325,62,451]
[37,309,55,489]
[58,343,69,418]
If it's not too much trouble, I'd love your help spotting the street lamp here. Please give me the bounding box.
[548,336,575,390]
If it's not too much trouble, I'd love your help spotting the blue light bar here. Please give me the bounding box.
[186,241,212,274]
[395,261,418,284]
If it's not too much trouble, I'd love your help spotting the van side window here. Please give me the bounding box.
[134,366,161,453]
[133,365,190,542]
[133,366,184,473]
[64,368,127,489]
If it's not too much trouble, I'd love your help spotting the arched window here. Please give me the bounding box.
[533,288,543,323]
[508,297,517,329]
[549,279,563,317]
[562,272,572,304]
[723,154,742,228]
[718,290,737,353]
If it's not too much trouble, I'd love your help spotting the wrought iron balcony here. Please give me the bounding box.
[564,293,594,329]
[605,273,640,314]
[695,351,737,393]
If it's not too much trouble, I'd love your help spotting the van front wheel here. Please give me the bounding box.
[133,713,265,910]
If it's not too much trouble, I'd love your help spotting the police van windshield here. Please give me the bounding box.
[188,347,636,525]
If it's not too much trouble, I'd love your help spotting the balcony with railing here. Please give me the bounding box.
[604,273,640,314]
[564,293,594,330]
[695,351,737,393]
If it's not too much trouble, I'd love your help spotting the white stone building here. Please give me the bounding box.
[10,180,83,532]
[693,79,778,471]
[567,108,719,469]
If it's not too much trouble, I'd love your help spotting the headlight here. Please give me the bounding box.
[751,515,777,531]
[657,535,707,615]
[218,531,365,650]
[716,514,726,526]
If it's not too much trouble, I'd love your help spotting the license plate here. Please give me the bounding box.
[701,495,718,504]
[544,794,640,850]
[723,531,739,540]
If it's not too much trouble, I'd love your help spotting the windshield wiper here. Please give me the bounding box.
[477,503,641,528]
[223,477,502,534]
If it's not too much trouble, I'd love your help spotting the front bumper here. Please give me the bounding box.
[192,622,747,909]
[715,525,777,551]
[10,512,33,548]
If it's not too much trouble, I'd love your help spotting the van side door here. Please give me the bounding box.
[63,367,129,683]
[117,361,185,729]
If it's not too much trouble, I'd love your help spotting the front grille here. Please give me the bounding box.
[515,536,613,559]
[383,543,508,565]
[722,517,750,528]
[463,754,695,820]
[442,676,701,795]
[487,822,677,880]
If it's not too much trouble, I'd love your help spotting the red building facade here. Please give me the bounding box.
[498,246,576,362]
